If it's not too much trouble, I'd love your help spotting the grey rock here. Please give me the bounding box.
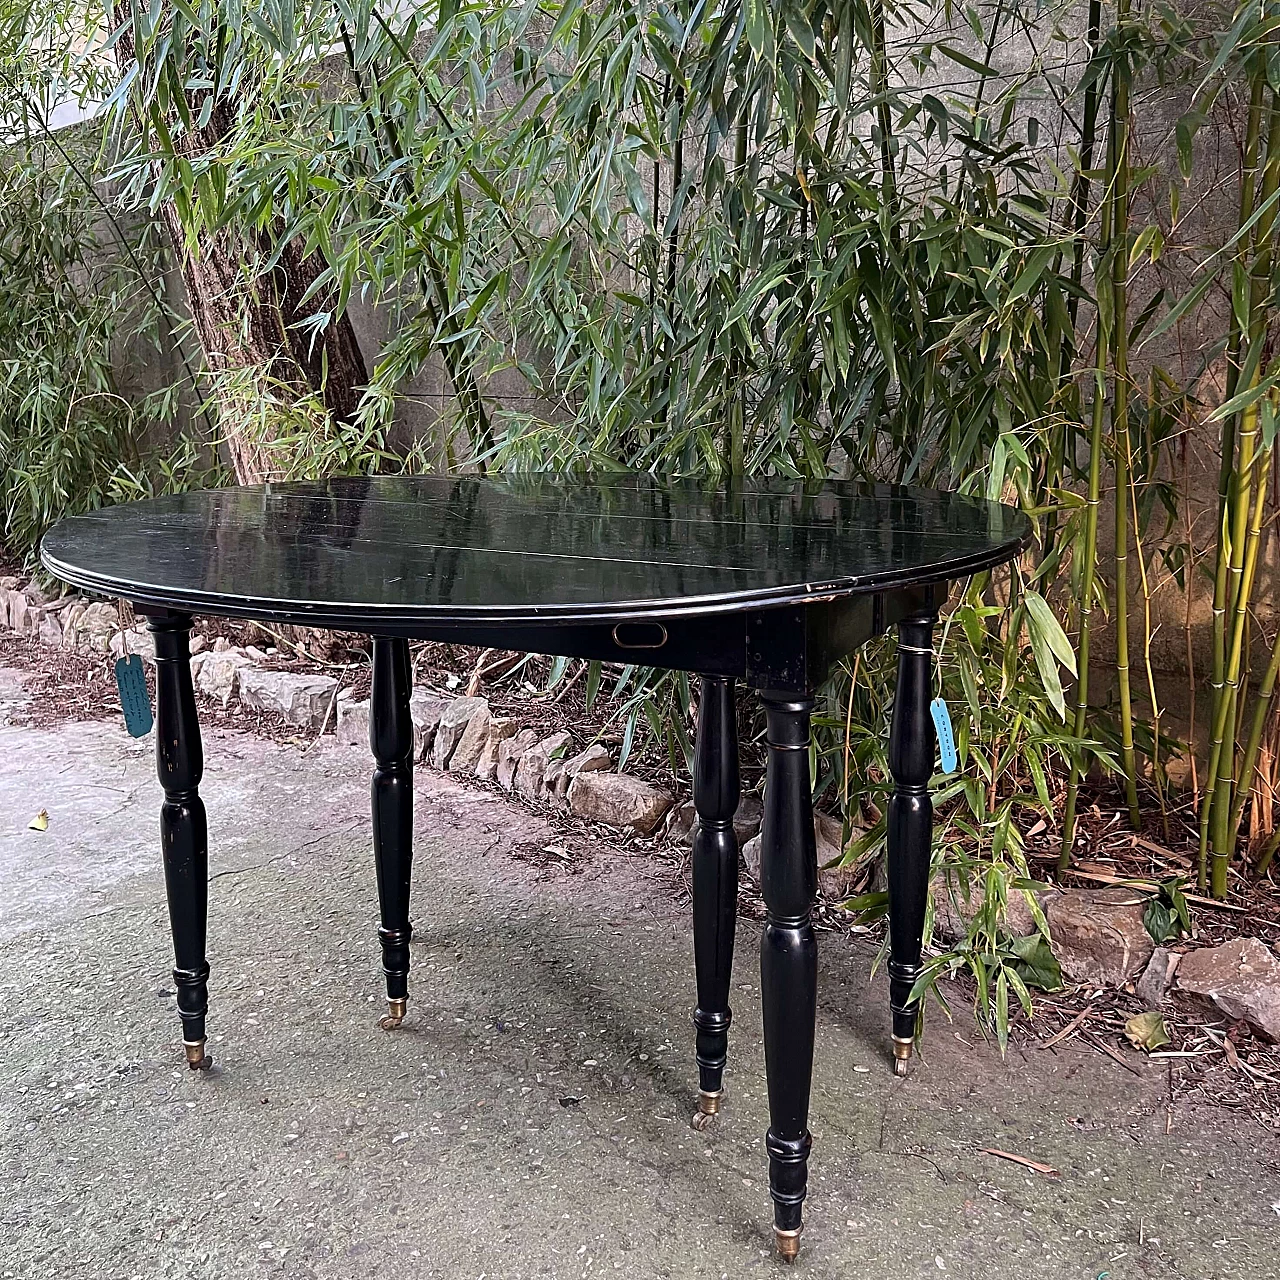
[742,811,854,899]
[448,702,494,773]
[336,698,370,747]
[189,634,207,656]
[0,574,17,590]
[1175,937,1280,1042]
[516,731,573,800]
[21,605,44,640]
[546,742,613,806]
[7,592,29,636]
[931,873,1050,942]
[1045,887,1155,987]
[430,697,489,770]
[678,793,765,846]
[1135,946,1180,1009]
[195,650,253,706]
[566,771,673,835]
[109,626,154,662]
[734,794,765,845]
[670,800,696,842]
[814,811,857,900]
[76,602,118,654]
[410,693,451,762]
[496,728,539,790]
[38,613,63,648]
[475,718,520,782]
[213,636,233,652]
[60,603,86,648]
[239,668,340,733]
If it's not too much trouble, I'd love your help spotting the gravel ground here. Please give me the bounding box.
[1,664,1277,1280]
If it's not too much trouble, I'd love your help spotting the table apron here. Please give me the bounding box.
[134,582,948,689]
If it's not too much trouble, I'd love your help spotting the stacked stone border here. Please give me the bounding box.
[3,574,1278,1039]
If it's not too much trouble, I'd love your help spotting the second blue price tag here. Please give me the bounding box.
[115,653,154,738]
[930,697,958,774]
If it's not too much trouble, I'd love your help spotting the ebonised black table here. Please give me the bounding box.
[41,474,1028,1262]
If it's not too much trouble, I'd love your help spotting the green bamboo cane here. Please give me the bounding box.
[1110,0,1140,829]
[1207,93,1280,891]
[1054,0,1105,469]
[1257,826,1280,877]
[1061,32,1119,868]
[727,94,749,476]
[1060,359,1108,867]
[1129,431,1171,842]
[1229,460,1280,842]
[1209,446,1271,895]
[1197,69,1266,889]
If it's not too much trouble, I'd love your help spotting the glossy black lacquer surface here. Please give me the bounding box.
[41,475,1029,627]
[40,472,1033,1265]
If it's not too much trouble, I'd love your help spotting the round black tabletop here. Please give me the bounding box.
[40,475,1031,628]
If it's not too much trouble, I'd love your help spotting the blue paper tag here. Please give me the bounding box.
[115,654,154,738]
[930,697,958,774]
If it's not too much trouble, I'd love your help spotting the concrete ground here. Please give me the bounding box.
[0,664,1276,1280]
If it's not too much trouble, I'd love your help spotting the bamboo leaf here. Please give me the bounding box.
[1024,590,1077,676]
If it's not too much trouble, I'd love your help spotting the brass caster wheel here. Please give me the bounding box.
[184,1039,213,1071]
[774,1227,801,1263]
[379,997,407,1030]
[691,1089,720,1130]
[892,1036,913,1077]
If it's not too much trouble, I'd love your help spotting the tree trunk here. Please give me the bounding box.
[165,198,369,484]
[115,27,367,484]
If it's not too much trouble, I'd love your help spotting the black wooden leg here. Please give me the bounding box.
[149,613,212,1071]
[371,636,415,1029]
[691,675,739,1126]
[758,691,817,1263]
[887,613,937,1075]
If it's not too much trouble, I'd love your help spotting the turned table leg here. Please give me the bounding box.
[148,613,212,1071]
[887,612,937,1075]
[691,675,739,1126]
[758,691,817,1263]
[371,636,415,1029]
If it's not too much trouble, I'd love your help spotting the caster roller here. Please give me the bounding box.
[184,1040,213,1071]
[774,1227,801,1263]
[379,997,407,1030]
[892,1036,913,1077]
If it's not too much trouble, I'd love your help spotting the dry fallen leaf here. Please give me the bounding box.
[979,1147,1060,1178]
[1124,1011,1171,1052]
[28,809,48,832]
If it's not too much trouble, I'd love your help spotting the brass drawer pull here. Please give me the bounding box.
[612,622,668,650]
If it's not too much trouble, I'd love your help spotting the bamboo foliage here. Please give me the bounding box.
[8,0,1280,930]
[97,0,1280,898]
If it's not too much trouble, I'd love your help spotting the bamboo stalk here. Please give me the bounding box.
[1060,38,1118,869]
[1229,477,1280,841]
[728,91,749,475]
[1197,67,1267,890]
[1256,818,1280,877]
[1060,357,1109,865]
[1206,90,1280,896]
[1210,444,1272,895]
[1048,0,1105,525]
[1128,421,1170,842]
[870,0,897,221]
[1109,2,1141,830]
